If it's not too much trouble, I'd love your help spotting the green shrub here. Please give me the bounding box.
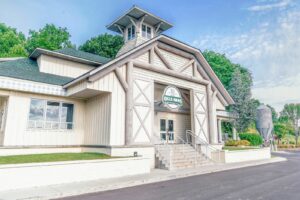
[239,133,263,146]
[225,139,250,146]
[237,140,250,146]
[225,140,238,146]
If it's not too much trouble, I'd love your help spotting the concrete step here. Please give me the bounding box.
[155,144,215,170]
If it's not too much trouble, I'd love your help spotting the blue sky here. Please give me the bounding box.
[1,0,300,111]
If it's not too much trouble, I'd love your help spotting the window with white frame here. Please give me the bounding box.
[142,24,152,39]
[28,99,74,130]
[127,25,136,40]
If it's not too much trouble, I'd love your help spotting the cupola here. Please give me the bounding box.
[107,6,173,57]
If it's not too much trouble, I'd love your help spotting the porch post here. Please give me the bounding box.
[207,83,215,144]
[232,126,237,140]
[125,61,133,145]
[217,119,222,143]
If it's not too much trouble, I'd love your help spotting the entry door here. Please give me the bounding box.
[160,119,174,143]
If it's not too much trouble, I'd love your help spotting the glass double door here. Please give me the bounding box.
[160,119,174,143]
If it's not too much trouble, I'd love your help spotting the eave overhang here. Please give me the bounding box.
[106,6,173,34]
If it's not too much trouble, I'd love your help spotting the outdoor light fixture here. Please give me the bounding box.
[133,151,138,157]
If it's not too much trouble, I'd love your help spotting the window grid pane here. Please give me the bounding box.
[142,24,146,37]
[28,99,74,130]
[132,25,135,38]
[147,27,151,39]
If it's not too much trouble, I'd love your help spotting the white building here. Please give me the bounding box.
[0,6,235,169]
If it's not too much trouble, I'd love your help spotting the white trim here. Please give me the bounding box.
[0,57,24,62]
[0,76,66,96]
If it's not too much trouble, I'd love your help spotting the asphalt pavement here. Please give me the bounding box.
[58,151,299,200]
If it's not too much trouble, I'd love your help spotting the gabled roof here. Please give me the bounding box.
[107,6,173,34]
[30,48,111,66]
[55,48,111,64]
[0,58,73,86]
[64,35,234,105]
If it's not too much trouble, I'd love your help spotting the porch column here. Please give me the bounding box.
[207,83,215,144]
[217,119,222,143]
[125,61,133,145]
[232,126,237,140]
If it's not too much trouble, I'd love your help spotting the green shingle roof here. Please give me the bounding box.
[54,48,111,64]
[0,58,73,86]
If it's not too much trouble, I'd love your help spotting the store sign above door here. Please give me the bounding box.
[162,86,183,110]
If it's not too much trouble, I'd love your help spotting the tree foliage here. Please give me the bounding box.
[26,24,74,53]
[0,23,27,57]
[274,122,293,143]
[203,50,258,133]
[280,104,300,127]
[79,33,123,59]
[228,69,257,132]
[202,50,251,90]
[267,104,278,122]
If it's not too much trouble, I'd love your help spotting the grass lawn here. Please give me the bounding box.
[223,146,261,151]
[0,153,112,165]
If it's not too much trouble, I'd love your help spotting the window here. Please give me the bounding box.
[28,99,74,130]
[45,101,60,129]
[29,99,45,129]
[127,25,135,40]
[61,103,74,129]
[142,24,152,39]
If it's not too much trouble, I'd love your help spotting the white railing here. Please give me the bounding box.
[186,130,222,163]
[27,120,74,130]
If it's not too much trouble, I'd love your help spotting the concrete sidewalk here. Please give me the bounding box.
[0,157,286,200]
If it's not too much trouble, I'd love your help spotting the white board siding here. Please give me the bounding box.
[67,80,88,96]
[132,78,154,144]
[192,90,209,143]
[133,67,211,143]
[136,51,149,63]
[1,90,85,146]
[0,97,7,145]
[159,48,190,71]
[88,71,126,145]
[153,52,167,69]
[215,96,226,110]
[38,55,94,78]
[194,67,204,79]
[84,93,111,145]
[181,64,194,77]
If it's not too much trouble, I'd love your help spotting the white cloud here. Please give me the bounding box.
[193,7,300,112]
[248,0,293,12]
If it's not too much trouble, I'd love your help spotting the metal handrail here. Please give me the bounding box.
[154,133,205,169]
[186,130,222,163]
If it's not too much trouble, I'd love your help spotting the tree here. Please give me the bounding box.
[79,33,123,59]
[0,23,27,57]
[202,50,251,90]
[274,123,288,144]
[267,104,278,122]
[26,24,74,53]
[280,104,300,125]
[228,69,257,132]
[280,103,300,145]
